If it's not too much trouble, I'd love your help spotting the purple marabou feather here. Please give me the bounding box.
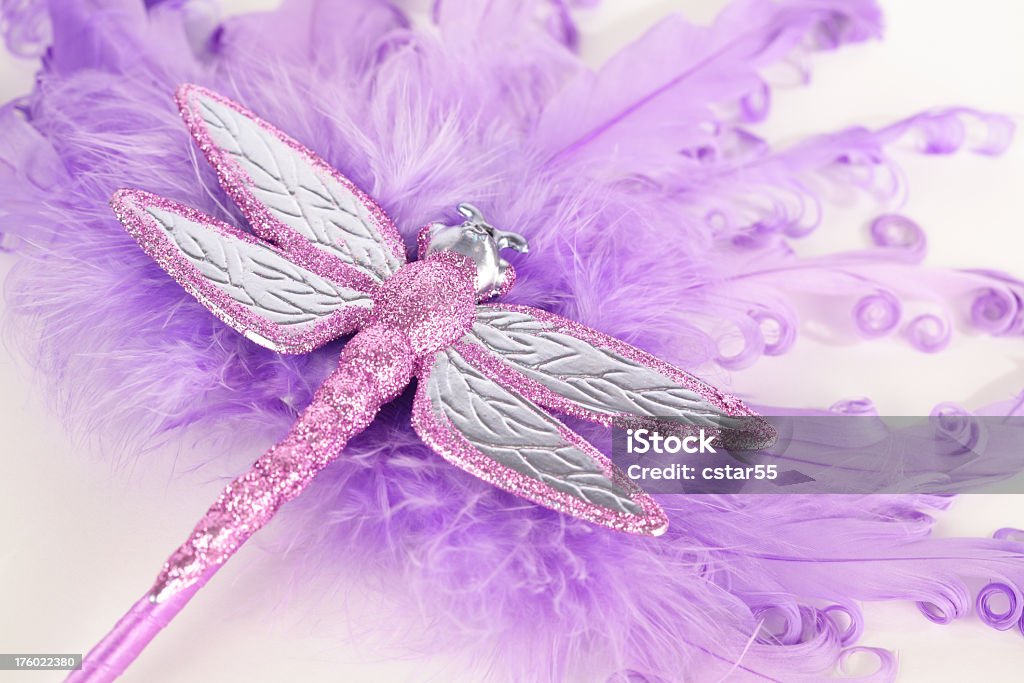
[2,0,1024,680]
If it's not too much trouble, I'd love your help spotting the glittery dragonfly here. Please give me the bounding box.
[77,85,772,681]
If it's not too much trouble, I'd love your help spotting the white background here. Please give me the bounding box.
[1,1,1023,681]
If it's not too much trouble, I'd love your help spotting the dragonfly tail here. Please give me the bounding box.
[68,327,415,681]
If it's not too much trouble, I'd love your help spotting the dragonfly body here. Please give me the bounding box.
[373,252,484,356]
[150,249,490,601]
[72,84,773,681]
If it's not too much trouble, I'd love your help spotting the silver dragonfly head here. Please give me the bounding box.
[421,203,529,300]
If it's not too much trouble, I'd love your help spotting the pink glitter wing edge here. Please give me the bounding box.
[463,304,776,449]
[411,350,670,537]
[175,84,407,283]
[110,189,373,355]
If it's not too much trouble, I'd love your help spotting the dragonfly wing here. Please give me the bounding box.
[461,305,775,450]
[413,345,668,536]
[176,84,405,285]
[112,189,373,354]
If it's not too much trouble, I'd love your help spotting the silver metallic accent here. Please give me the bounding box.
[195,94,403,282]
[423,203,528,299]
[425,346,642,515]
[470,307,742,429]
[146,205,372,329]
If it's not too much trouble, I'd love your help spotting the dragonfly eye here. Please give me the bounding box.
[420,203,530,300]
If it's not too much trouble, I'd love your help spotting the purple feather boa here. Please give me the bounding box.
[2,0,1024,680]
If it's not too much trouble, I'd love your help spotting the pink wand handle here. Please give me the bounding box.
[67,567,215,683]
[70,327,414,681]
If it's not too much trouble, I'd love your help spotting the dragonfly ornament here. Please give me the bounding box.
[71,85,774,681]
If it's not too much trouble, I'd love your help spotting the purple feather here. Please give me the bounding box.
[1,0,1023,680]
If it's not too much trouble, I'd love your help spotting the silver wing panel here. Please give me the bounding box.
[146,205,372,327]
[192,92,403,282]
[112,188,373,353]
[422,347,644,517]
[469,307,737,429]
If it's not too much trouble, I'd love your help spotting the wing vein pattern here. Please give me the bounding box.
[469,307,739,428]
[146,205,372,327]
[424,347,643,516]
[194,93,403,282]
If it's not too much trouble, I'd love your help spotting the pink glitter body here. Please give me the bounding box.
[151,254,479,600]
